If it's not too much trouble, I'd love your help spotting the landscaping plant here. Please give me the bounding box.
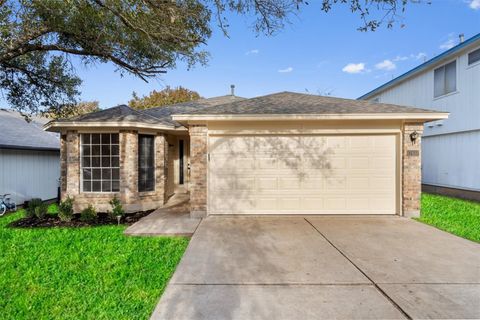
[80,205,97,222]
[109,195,125,218]
[58,196,75,222]
[26,198,43,218]
[34,202,49,219]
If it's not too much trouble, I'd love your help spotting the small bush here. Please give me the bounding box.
[80,205,97,222]
[58,196,74,222]
[26,198,43,218]
[34,202,49,219]
[109,195,125,217]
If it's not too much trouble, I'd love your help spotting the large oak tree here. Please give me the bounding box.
[0,0,415,116]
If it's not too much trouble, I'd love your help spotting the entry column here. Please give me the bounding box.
[189,125,208,218]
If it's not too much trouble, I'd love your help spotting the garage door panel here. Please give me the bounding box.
[209,134,397,215]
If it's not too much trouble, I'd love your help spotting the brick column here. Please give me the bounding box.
[189,125,208,218]
[155,133,168,204]
[65,130,80,197]
[60,134,67,199]
[402,122,424,218]
[120,130,138,205]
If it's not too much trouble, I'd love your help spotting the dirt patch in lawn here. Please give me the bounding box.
[9,210,155,228]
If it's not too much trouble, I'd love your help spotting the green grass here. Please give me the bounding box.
[419,193,480,243]
[0,206,189,320]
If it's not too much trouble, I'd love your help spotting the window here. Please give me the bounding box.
[434,60,456,97]
[138,135,155,192]
[81,133,120,192]
[468,48,480,66]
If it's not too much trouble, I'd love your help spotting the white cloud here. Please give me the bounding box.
[440,36,456,50]
[278,67,293,73]
[393,55,409,62]
[245,49,259,55]
[469,0,480,10]
[342,63,366,74]
[375,59,396,71]
[411,52,427,60]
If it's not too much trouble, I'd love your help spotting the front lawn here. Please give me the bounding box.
[419,193,480,243]
[0,207,189,320]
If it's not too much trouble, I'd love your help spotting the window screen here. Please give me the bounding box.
[81,133,120,192]
[138,135,155,192]
[468,48,480,65]
[434,60,456,97]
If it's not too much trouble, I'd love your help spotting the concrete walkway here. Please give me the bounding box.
[124,194,200,236]
[151,216,480,320]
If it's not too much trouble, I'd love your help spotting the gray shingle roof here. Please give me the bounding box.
[143,95,246,126]
[50,96,246,129]
[55,104,172,126]
[0,109,59,150]
[182,92,441,115]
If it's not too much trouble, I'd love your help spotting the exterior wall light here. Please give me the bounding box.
[410,131,419,144]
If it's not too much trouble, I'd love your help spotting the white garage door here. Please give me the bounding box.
[208,134,397,215]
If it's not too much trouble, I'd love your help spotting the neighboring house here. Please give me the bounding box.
[0,109,60,205]
[359,33,480,201]
[45,92,446,218]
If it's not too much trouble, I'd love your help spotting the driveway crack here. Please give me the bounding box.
[304,218,413,320]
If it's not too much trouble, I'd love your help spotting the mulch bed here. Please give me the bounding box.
[9,210,155,228]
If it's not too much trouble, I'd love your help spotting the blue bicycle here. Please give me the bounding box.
[0,194,16,216]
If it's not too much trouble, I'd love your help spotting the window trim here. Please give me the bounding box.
[433,59,457,99]
[80,133,120,193]
[467,46,480,68]
[138,134,156,193]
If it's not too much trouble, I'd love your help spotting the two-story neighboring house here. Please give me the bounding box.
[359,33,480,201]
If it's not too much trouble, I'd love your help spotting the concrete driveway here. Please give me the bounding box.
[151,216,480,320]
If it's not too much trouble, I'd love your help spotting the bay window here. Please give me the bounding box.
[81,133,120,192]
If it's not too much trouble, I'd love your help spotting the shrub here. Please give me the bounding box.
[58,196,74,222]
[80,205,97,222]
[34,202,49,219]
[26,198,43,218]
[109,195,125,217]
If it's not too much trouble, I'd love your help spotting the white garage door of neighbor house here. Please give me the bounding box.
[208,134,397,215]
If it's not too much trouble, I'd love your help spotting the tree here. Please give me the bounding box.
[0,0,419,116]
[128,86,201,110]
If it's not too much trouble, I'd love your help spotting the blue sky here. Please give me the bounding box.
[20,1,480,108]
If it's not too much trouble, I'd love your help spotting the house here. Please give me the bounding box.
[45,91,447,217]
[359,33,480,201]
[0,109,60,205]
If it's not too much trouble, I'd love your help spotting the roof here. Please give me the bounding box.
[45,95,246,131]
[359,32,480,100]
[54,104,173,126]
[177,91,442,115]
[0,109,59,151]
[142,95,246,126]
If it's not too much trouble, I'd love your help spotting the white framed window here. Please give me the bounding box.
[434,60,456,98]
[81,133,120,192]
[468,47,480,66]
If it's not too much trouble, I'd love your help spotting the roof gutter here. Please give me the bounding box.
[172,112,449,123]
[0,144,60,152]
[44,121,181,132]
[358,33,480,100]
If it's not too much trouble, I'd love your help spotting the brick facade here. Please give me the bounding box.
[402,122,424,218]
[60,130,169,213]
[189,125,208,218]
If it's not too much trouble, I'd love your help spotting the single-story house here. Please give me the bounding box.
[0,109,60,204]
[45,92,447,217]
